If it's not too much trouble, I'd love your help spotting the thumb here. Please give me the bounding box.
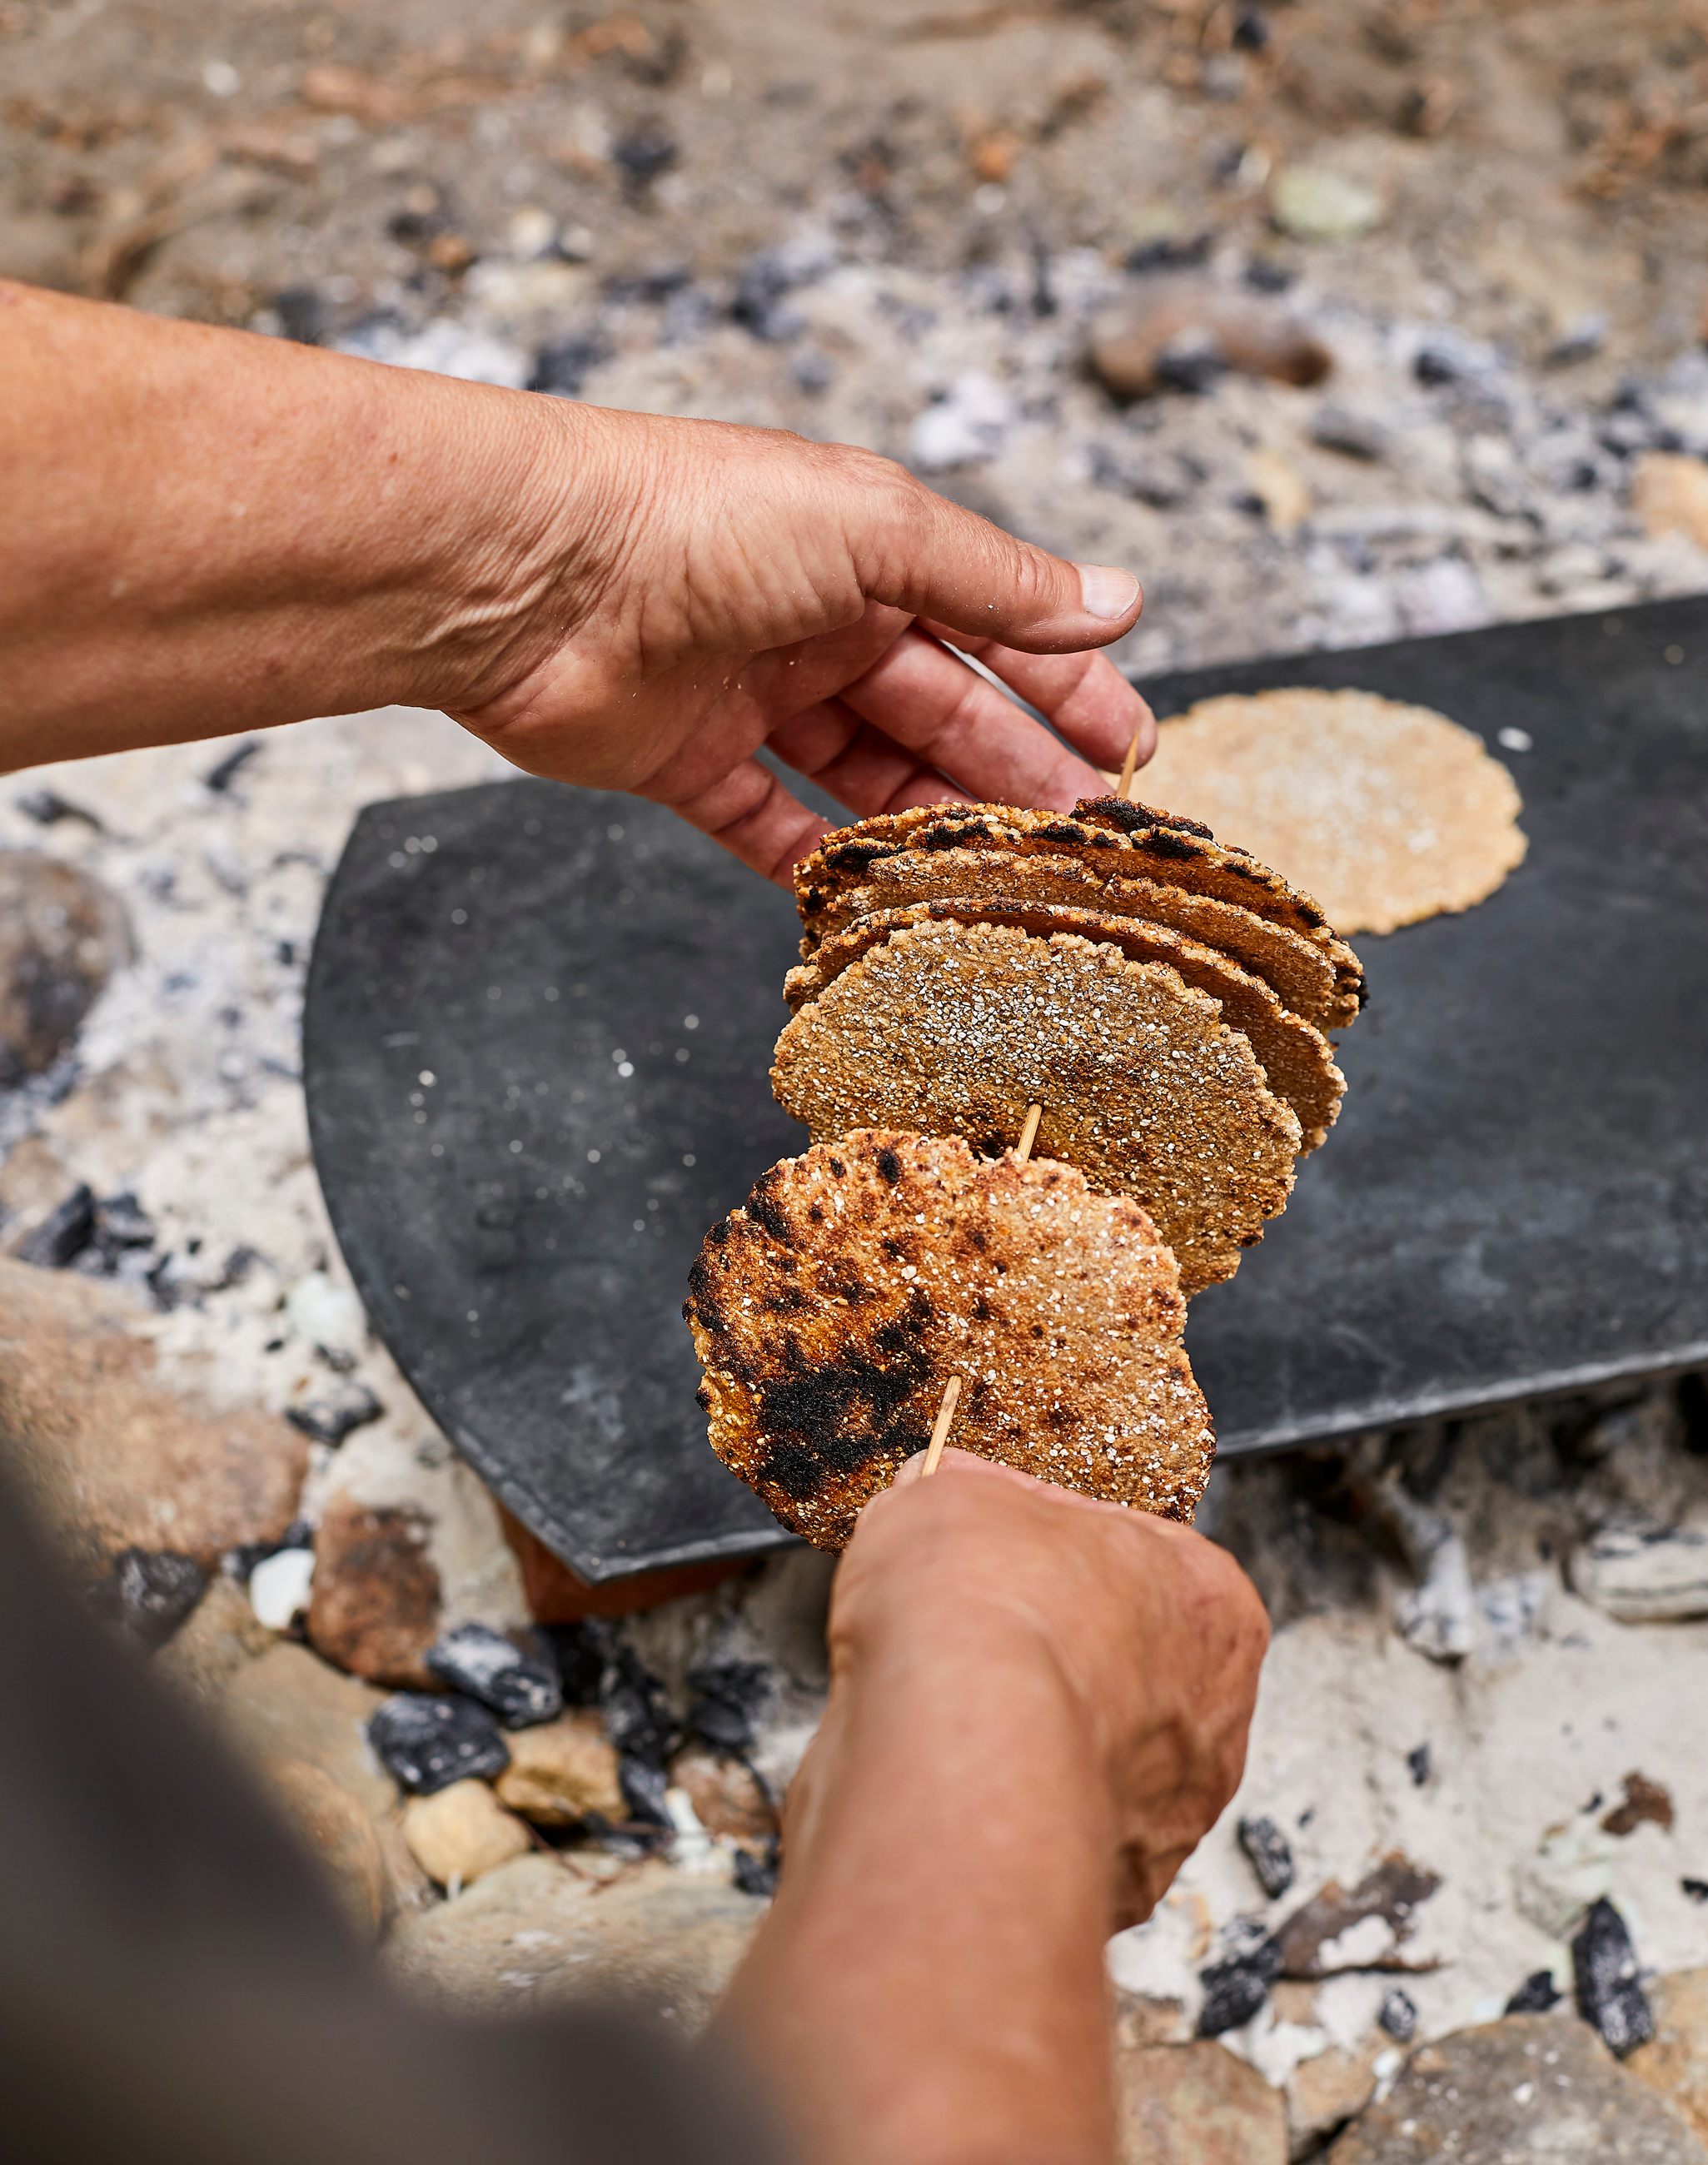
[847,460,1142,653]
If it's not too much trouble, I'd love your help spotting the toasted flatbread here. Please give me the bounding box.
[784,897,1344,1150]
[807,845,1362,1032]
[771,921,1302,1295]
[1134,688,1527,934]
[685,1128,1214,1547]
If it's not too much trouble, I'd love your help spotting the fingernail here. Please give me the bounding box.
[1076,564,1142,621]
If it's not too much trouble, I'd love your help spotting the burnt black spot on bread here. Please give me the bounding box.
[1143,830,1203,863]
[875,1146,903,1183]
[825,840,888,873]
[686,1257,725,1333]
[706,1220,729,1245]
[1076,795,1215,841]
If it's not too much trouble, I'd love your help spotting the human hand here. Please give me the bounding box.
[450,406,1155,881]
[812,1448,1267,1929]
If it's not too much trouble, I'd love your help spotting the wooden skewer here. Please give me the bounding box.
[1116,727,1143,802]
[920,1373,963,1479]
[920,1103,1042,1480]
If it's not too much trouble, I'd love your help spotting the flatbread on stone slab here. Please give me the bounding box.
[807,845,1362,1033]
[685,1128,1214,1548]
[784,897,1345,1150]
[771,921,1302,1295]
[1131,688,1528,935]
[794,799,1341,946]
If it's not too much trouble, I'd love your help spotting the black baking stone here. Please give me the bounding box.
[305,595,1708,1580]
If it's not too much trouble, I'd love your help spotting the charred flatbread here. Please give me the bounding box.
[771,920,1302,1295]
[784,897,1344,1150]
[1133,687,1527,934]
[685,1128,1214,1547]
[808,845,1362,1033]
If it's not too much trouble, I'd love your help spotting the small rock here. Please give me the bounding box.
[401,1777,531,1889]
[94,1191,155,1254]
[1628,1970,1708,2146]
[0,853,132,1085]
[0,1257,307,1576]
[1406,1744,1431,1787]
[909,372,1014,470]
[1685,1880,1708,1904]
[283,1270,367,1361]
[731,1843,779,1899]
[1571,1520,1708,1622]
[306,1494,441,1689]
[1311,404,1389,460]
[598,1637,676,1770]
[1573,1896,1655,2058]
[1288,2045,1377,2158]
[1271,168,1384,243]
[620,1754,674,1829]
[426,1621,562,1728]
[382,1854,765,2031]
[1240,1814,1297,1900]
[686,1660,771,1754]
[88,1546,207,1648]
[1326,2015,1705,2163]
[1089,440,1205,508]
[13,786,101,829]
[1114,2038,1288,2164]
[1505,1969,1561,2014]
[1199,1918,1283,2036]
[1514,1818,1614,1939]
[1378,1480,1476,1663]
[1604,1771,1676,1838]
[1547,312,1608,367]
[16,1184,97,1269]
[249,1545,316,1630]
[154,1573,274,1706]
[1246,448,1312,534]
[1633,453,1708,551]
[611,130,677,193]
[1087,285,1329,401]
[285,1377,383,1448]
[493,1708,625,1824]
[202,739,260,793]
[528,332,606,397]
[1276,1856,1441,1978]
[211,1639,396,1815]
[368,1693,510,1796]
[268,1756,389,1939]
[671,1744,779,1843]
[1379,1987,1417,2041]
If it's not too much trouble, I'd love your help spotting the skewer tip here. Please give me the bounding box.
[920,1373,964,1478]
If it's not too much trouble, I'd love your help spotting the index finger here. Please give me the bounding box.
[920,621,1158,777]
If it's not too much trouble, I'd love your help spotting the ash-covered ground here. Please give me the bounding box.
[4,1,1708,2154]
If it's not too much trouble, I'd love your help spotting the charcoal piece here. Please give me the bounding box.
[273,286,326,346]
[1571,1897,1653,2056]
[367,1694,510,1795]
[541,1620,610,1708]
[611,132,676,192]
[619,1754,672,1828]
[1198,1922,1281,2037]
[17,1185,97,1269]
[426,1622,563,1729]
[1377,1987,1417,2042]
[88,1547,207,1649]
[601,1643,676,1770]
[1237,1813,1295,1900]
[203,739,259,794]
[1505,1969,1561,2015]
[1275,1854,1441,1978]
[16,787,101,829]
[1231,7,1270,50]
[529,334,606,399]
[1684,1879,1708,1904]
[733,1844,779,1899]
[96,1192,156,1250]
[686,1660,771,1754]
[286,1379,384,1448]
[1407,1743,1432,1787]
[225,1519,315,1581]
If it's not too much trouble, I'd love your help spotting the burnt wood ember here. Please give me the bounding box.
[733,1842,779,1899]
[686,1661,772,1754]
[88,1546,207,1648]
[1571,1897,1654,2056]
[367,1693,510,1795]
[285,1377,384,1448]
[95,1192,155,1252]
[618,1755,673,1829]
[1505,1969,1562,2015]
[600,1641,677,1771]
[1198,1918,1282,2037]
[425,1623,563,1729]
[1377,1988,1417,2042]
[17,1184,96,1269]
[541,1621,609,1709]
[202,739,260,794]
[1237,1813,1296,1899]
[1407,1743,1432,1786]
[1275,1854,1441,1978]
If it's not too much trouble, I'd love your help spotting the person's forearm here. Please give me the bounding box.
[0,281,596,767]
[718,1619,1120,2165]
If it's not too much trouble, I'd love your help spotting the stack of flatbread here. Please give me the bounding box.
[690,794,1362,1547]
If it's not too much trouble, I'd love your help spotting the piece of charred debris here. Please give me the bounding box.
[368,1693,510,1795]
[17,1183,97,1269]
[1571,1897,1654,2056]
[426,1622,563,1729]
[286,1377,384,1449]
[1237,1813,1296,1900]
[1407,1743,1432,1787]
[1198,1917,1282,2036]
[734,1838,780,1899]
[1377,1987,1417,2043]
[687,1660,773,1755]
[1505,1969,1561,2015]
[88,1547,208,1649]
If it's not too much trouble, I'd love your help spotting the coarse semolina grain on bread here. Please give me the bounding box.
[794,798,1341,947]
[784,896,1345,1149]
[1133,688,1527,934]
[771,920,1302,1296]
[685,1129,1215,1548]
[806,844,1362,1032]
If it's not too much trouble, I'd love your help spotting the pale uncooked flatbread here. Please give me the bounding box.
[1133,688,1527,936]
[687,1128,1213,1547]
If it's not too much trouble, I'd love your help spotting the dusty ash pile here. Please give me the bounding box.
[688,791,1364,1545]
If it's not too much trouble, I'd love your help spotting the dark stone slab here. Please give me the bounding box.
[305,595,1708,1580]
